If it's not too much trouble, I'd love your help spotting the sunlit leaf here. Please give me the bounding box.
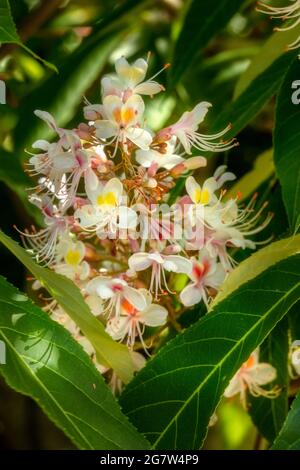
[0,230,134,383]
[213,235,300,306]
[0,276,148,449]
[234,23,300,99]
[225,149,274,202]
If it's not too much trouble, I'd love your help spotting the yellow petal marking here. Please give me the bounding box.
[97,191,117,206]
[65,250,81,266]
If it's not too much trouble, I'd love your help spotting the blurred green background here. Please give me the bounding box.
[0,0,282,449]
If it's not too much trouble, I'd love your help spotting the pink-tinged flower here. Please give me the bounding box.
[257,1,300,54]
[224,350,279,407]
[128,251,192,298]
[156,102,237,154]
[106,289,167,348]
[180,250,225,307]
[94,95,152,153]
[85,277,146,319]
[18,211,68,266]
[101,56,164,99]
[203,196,273,267]
[31,110,98,208]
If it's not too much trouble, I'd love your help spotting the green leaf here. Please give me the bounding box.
[0,276,148,450]
[213,234,300,306]
[272,393,300,450]
[0,0,57,72]
[120,254,300,449]
[249,318,289,444]
[170,0,246,86]
[234,23,300,99]
[0,230,134,384]
[210,50,297,143]
[0,0,19,42]
[225,149,274,202]
[274,57,300,231]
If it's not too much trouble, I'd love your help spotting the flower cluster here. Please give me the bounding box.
[21,56,274,392]
[258,0,300,55]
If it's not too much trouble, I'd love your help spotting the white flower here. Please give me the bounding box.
[224,350,279,407]
[180,250,225,307]
[186,166,235,207]
[54,236,90,281]
[74,177,137,235]
[19,198,68,266]
[94,95,152,153]
[106,289,167,348]
[129,251,192,298]
[156,102,237,154]
[136,138,184,170]
[102,56,164,99]
[85,277,146,319]
[186,175,218,206]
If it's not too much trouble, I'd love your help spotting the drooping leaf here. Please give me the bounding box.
[234,23,300,99]
[272,393,300,450]
[0,276,148,450]
[248,318,289,444]
[120,254,300,449]
[170,0,246,86]
[209,50,297,143]
[0,0,57,71]
[225,149,274,202]
[274,57,300,231]
[0,230,134,383]
[213,234,300,306]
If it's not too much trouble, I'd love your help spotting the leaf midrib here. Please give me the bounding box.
[152,276,300,448]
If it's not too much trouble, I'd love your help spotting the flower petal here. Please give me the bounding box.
[95,120,118,139]
[246,363,277,386]
[186,176,201,204]
[123,286,147,311]
[134,81,162,96]
[141,304,168,327]
[180,283,202,307]
[224,374,242,398]
[163,255,192,274]
[125,127,152,150]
